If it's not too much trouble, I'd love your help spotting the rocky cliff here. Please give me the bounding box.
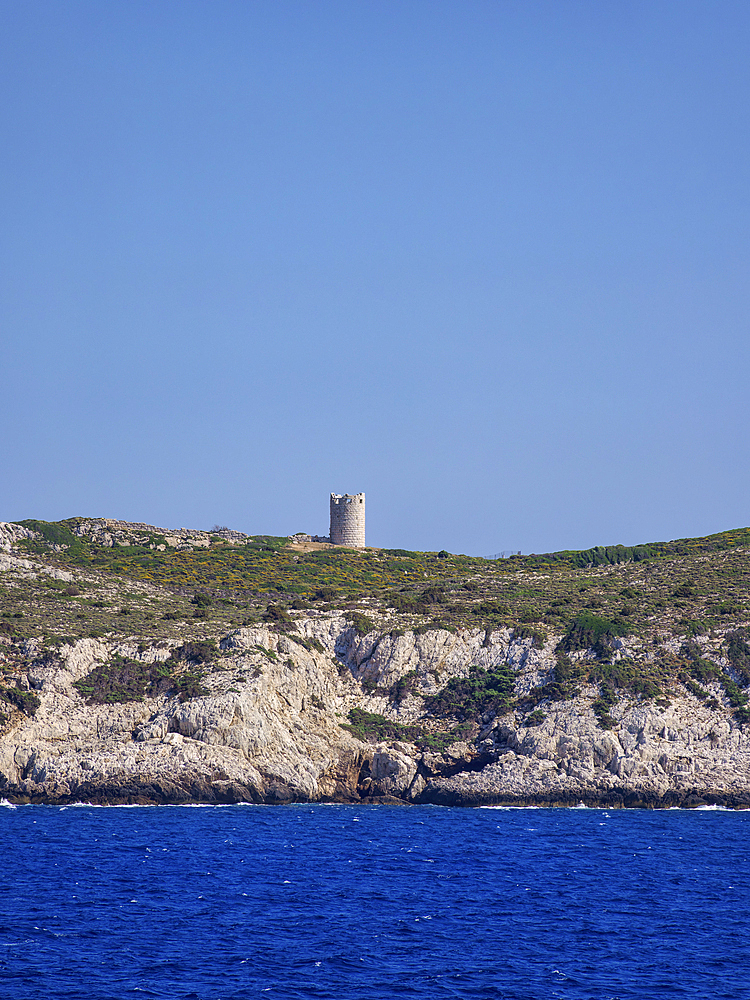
[2,616,750,808]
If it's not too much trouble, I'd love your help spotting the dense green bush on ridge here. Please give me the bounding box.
[16,519,85,555]
[545,543,658,569]
[528,526,750,570]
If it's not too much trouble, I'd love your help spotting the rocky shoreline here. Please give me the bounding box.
[2,617,750,809]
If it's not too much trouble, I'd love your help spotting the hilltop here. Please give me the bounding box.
[5,515,750,646]
[1,517,749,806]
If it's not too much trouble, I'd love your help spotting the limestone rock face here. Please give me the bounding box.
[334,626,551,719]
[0,623,367,804]
[0,520,73,580]
[1,619,749,807]
[412,691,750,808]
[370,744,419,797]
[71,519,246,551]
[0,522,35,551]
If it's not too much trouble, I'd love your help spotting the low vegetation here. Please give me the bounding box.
[428,664,516,720]
[4,517,750,647]
[2,516,750,730]
[73,642,215,705]
[0,686,40,717]
[342,708,473,752]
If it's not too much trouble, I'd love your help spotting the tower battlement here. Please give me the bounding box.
[330,493,365,548]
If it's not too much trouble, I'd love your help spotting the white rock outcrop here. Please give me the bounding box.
[1,620,749,807]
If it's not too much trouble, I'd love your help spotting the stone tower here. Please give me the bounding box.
[330,492,365,548]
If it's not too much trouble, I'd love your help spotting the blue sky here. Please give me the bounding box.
[2,1,749,555]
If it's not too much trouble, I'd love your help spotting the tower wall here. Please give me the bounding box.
[330,493,365,548]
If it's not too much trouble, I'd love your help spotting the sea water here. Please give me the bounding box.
[1,802,749,999]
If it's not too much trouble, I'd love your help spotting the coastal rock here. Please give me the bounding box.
[370,744,418,796]
[1,620,750,807]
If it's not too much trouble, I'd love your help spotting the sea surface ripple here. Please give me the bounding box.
[1,803,749,999]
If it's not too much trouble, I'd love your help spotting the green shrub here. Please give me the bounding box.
[681,642,721,683]
[680,642,750,723]
[559,611,629,658]
[620,586,641,600]
[555,651,584,685]
[681,674,710,702]
[172,672,208,702]
[342,708,421,743]
[169,640,217,666]
[295,635,325,654]
[428,664,515,720]
[726,631,750,686]
[414,621,456,636]
[249,644,276,662]
[342,707,469,751]
[17,519,84,554]
[74,647,213,705]
[722,677,749,713]
[312,587,338,601]
[715,601,741,616]
[512,625,547,649]
[680,618,708,637]
[387,592,424,614]
[74,656,152,704]
[592,682,617,729]
[475,600,510,619]
[263,604,294,630]
[347,612,376,636]
[587,658,664,701]
[391,670,417,704]
[519,651,585,706]
[0,686,40,717]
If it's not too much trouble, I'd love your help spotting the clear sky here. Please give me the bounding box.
[2,1,749,555]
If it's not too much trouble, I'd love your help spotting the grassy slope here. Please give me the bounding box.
[2,517,750,734]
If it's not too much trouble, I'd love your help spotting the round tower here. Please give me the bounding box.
[330,492,365,548]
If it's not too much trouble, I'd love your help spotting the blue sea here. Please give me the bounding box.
[1,803,749,999]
